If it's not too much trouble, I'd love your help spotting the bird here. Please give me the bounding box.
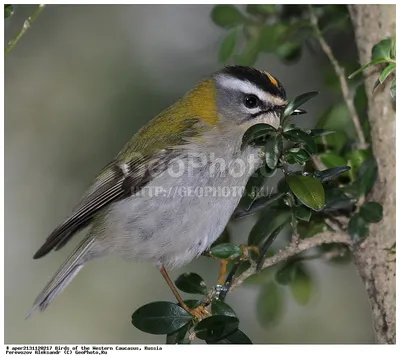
[27,66,290,319]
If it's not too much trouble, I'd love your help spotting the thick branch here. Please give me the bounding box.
[347,5,396,344]
[229,230,352,292]
[308,5,367,149]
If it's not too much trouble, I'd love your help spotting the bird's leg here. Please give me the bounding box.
[217,259,229,285]
[159,265,210,320]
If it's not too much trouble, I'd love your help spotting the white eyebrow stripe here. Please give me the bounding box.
[216,75,271,104]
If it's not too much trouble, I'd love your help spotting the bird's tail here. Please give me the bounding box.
[26,236,95,318]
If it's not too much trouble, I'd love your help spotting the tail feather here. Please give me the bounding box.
[26,237,95,318]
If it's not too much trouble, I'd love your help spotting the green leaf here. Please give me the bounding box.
[290,264,313,305]
[391,37,396,58]
[319,152,347,168]
[207,329,252,344]
[372,38,392,60]
[356,157,378,196]
[275,261,297,285]
[235,192,285,219]
[257,282,284,328]
[219,30,237,63]
[348,58,388,79]
[314,166,351,183]
[347,149,371,181]
[166,323,191,344]
[257,221,288,271]
[376,63,396,88]
[317,103,355,138]
[241,123,277,150]
[284,128,317,154]
[241,165,276,210]
[211,5,244,28]
[286,175,325,211]
[294,206,312,222]
[4,4,14,18]
[276,41,302,63]
[246,4,277,16]
[235,34,260,66]
[309,129,336,137]
[132,302,192,335]
[259,23,288,53]
[284,148,310,165]
[281,92,319,124]
[348,214,369,243]
[175,273,208,295]
[297,219,327,239]
[324,188,355,211]
[195,315,239,342]
[248,209,292,246]
[360,202,383,223]
[391,78,396,99]
[211,300,237,317]
[210,243,242,260]
[265,134,281,169]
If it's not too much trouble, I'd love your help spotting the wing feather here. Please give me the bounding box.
[33,118,201,259]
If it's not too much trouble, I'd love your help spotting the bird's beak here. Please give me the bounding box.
[292,108,307,115]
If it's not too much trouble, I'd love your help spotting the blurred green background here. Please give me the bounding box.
[4,5,374,344]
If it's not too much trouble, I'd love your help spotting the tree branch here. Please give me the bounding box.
[229,230,352,292]
[308,5,367,149]
[5,4,46,56]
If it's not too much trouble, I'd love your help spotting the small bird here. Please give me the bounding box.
[28,66,290,318]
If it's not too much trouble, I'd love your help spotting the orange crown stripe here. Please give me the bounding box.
[264,72,279,87]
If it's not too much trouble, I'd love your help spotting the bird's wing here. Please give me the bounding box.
[33,117,202,259]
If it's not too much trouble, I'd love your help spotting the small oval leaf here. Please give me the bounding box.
[286,175,325,211]
[265,134,281,169]
[211,5,244,28]
[294,206,312,222]
[275,261,296,285]
[207,329,252,344]
[257,282,284,328]
[284,128,317,154]
[195,315,239,342]
[175,273,208,295]
[234,192,285,219]
[348,214,369,243]
[315,166,351,183]
[248,209,292,246]
[166,323,191,344]
[132,302,192,335]
[281,92,319,124]
[372,38,392,60]
[309,129,336,137]
[219,30,237,62]
[241,123,277,150]
[357,157,378,196]
[210,243,242,260]
[211,300,237,317]
[290,264,313,305]
[359,202,383,223]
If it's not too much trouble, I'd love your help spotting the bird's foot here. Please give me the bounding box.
[185,305,211,320]
[240,244,259,259]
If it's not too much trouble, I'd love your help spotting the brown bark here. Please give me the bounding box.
[348,5,396,344]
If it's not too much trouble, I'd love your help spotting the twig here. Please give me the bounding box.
[229,229,352,292]
[5,4,46,56]
[308,5,367,149]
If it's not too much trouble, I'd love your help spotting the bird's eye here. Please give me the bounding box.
[244,94,260,109]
